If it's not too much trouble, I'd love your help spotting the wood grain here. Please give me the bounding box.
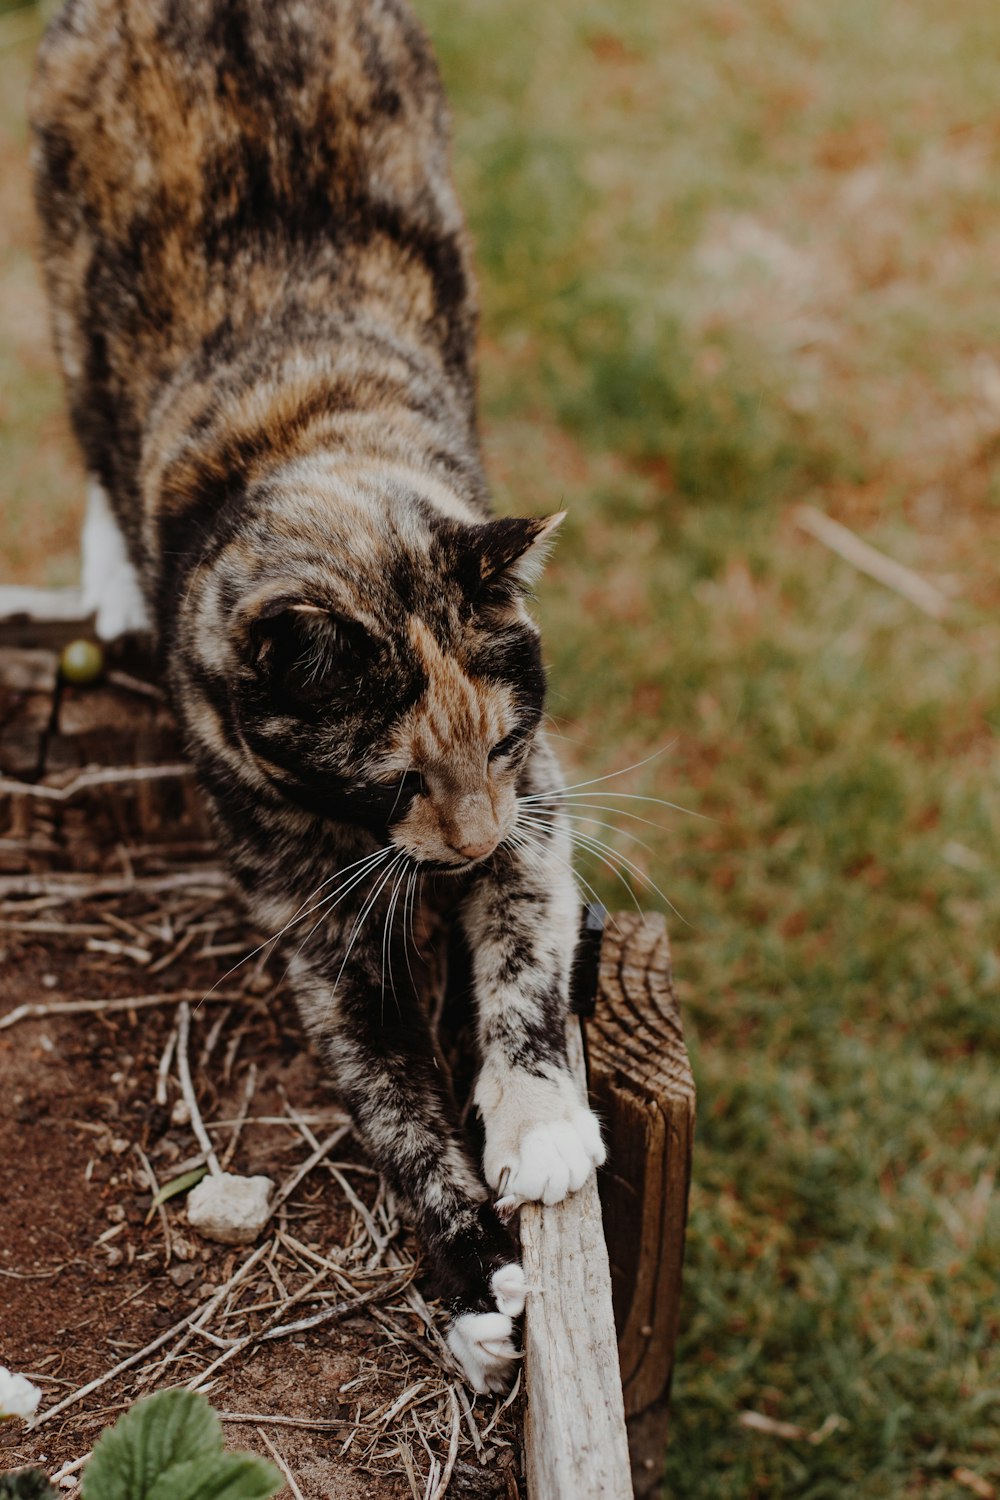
[520,1018,633,1500]
[589,912,695,1416]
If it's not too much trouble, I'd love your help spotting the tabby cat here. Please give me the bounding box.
[29,0,603,1391]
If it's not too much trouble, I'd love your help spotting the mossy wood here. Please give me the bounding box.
[0,604,695,1488]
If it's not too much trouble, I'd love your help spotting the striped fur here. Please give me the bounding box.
[30,0,603,1390]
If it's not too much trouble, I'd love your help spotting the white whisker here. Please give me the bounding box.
[519,812,688,926]
[519,814,645,919]
[556,810,659,859]
[381,859,410,1018]
[400,866,420,998]
[522,790,707,821]
[526,799,673,836]
[279,846,396,981]
[197,844,393,1008]
[332,851,408,1002]
[506,823,620,933]
[387,763,413,824]
[520,743,676,800]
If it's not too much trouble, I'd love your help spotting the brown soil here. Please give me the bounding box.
[0,885,522,1499]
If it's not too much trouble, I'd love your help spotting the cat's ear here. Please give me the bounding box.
[468,511,567,593]
[237,591,369,707]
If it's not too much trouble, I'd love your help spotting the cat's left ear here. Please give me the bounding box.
[471,511,567,592]
[233,586,369,707]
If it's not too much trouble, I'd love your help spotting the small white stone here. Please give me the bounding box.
[0,1364,42,1420]
[186,1172,274,1245]
[170,1099,192,1126]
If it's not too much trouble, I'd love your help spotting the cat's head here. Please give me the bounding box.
[228,508,564,868]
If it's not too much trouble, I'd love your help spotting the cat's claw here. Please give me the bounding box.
[488,1108,605,1209]
[447,1263,527,1393]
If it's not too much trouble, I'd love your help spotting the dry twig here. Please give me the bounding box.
[219,1062,258,1171]
[256,1429,305,1500]
[133,1142,172,1267]
[219,1412,349,1431]
[0,990,243,1031]
[32,1243,271,1427]
[175,1000,222,1176]
[0,763,191,803]
[0,869,227,901]
[795,504,951,619]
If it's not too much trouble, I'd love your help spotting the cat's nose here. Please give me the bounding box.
[452,835,498,862]
[439,789,501,862]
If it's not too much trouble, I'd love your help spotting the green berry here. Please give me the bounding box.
[60,638,104,685]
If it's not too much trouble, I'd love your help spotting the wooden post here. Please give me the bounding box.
[520,1017,633,1500]
[589,912,695,1416]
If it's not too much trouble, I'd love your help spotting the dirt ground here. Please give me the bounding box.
[0,879,524,1498]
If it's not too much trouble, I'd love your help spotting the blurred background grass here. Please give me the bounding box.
[2,0,999,1495]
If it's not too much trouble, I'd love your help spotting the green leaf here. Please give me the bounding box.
[0,1471,58,1500]
[146,1455,282,1500]
[80,1392,282,1500]
[81,1391,220,1500]
[146,1167,209,1221]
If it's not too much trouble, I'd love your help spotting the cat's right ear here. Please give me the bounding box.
[458,512,567,599]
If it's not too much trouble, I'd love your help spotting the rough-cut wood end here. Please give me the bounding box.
[520,1019,634,1500]
[589,911,695,1416]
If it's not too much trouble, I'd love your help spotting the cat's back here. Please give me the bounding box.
[31,0,454,253]
[29,0,478,539]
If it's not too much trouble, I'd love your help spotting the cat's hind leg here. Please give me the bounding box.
[81,480,151,640]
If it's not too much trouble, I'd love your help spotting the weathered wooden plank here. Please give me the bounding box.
[0,648,59,695]
[520,1017,634,1500]
[588,912,695,1416]
[0,629,210,854]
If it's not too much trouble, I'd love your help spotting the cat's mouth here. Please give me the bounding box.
[398,851,493,875]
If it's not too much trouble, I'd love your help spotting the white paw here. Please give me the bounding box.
[447,1263,527,1394]
[448,1311,520,1395]
[490,1261,527,1317]
[493,1108,606,1210]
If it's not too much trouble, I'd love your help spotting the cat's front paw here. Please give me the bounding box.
[489,1107,606,1211]
[447,1263,527,1394]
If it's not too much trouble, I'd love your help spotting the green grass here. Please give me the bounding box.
[416,1,1000,1494]
[4,0,1000,1493]
[0,4,85,585]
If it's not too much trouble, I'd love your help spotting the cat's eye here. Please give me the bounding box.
[488,732,519,764]
[385,769,427,798]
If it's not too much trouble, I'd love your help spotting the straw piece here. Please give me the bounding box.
[795,504,950,619]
